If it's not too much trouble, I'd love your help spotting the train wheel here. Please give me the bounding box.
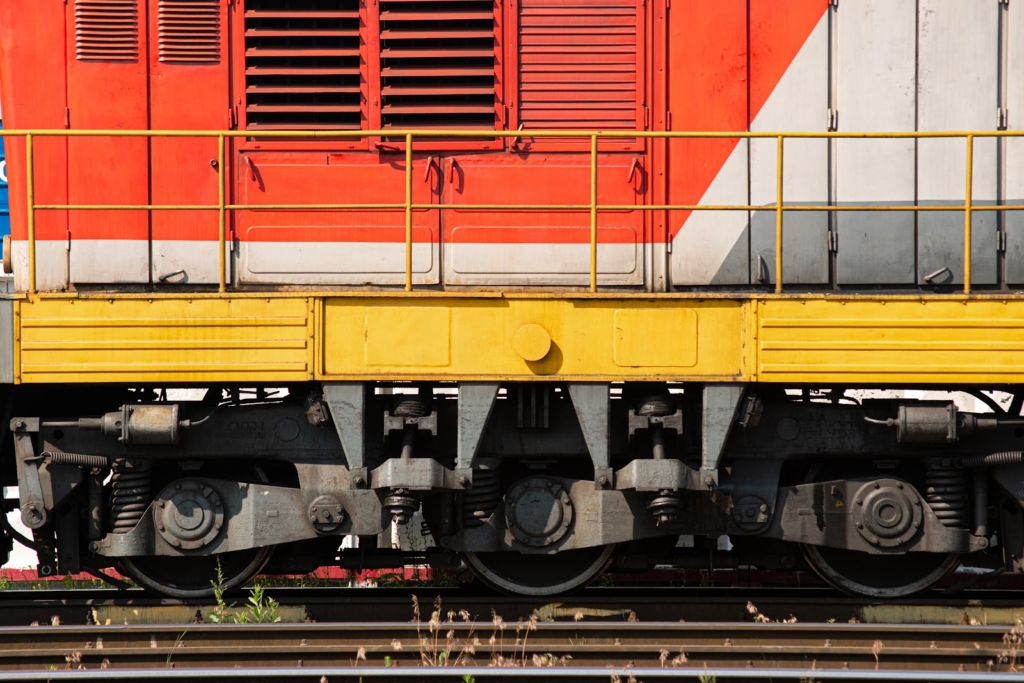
[801,544,959,598]
[463,545,615,596]
[120,546,274,600]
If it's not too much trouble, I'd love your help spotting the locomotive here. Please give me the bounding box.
[0,0,1022,598]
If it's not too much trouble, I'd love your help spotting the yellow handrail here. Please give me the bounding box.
[3,127,1020,295]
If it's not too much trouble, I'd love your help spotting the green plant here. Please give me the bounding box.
[207,559,280,624]
[236,584,281,624]
[166,630,188,667]
[461,676,476,683]
[697,664,717,683]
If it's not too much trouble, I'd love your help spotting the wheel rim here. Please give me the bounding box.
[120,546,274,600]
[801,544,959,598]
[464,545,615,596]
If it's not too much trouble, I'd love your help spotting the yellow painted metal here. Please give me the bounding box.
[964,135,974,295]
[590,133,598,293]
[17,296,314,384]
[218,134,226,293]
[320,295,748,381]
[756,298,1024,384]
[404,132,413,293]
[6,127,1024,296]
[25,133,35,295]
[775,135,784,295]
[14,292,1024,385]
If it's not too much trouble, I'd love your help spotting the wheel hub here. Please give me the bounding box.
[853,478,922,548]
[505,476,573,547]
[155,479,224,550]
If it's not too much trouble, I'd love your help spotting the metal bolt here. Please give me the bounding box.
[174,484,181,490]
[159,525,165,532]
[353,475,365,487]
[856,498,863,506]
[89,543,98,552]
[14,421,23,429]
[897,482,904,489]
[458,475,469,486]
[874,482,881,489]
[215,524,221,531]
[704,476,714,488]
[561,495,570,504]
[310,515,317,523]
[871,536,879,544]
[312,506,318,512]
[856,522,863,529]
[913,521,920,528]
[598,476,608,486]
[980,538,989,548]
[159,502,165,509]
[759,504,767,513]
[545,480,553,488]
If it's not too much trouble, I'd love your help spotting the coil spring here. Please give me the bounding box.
[925,465,967,528]
[109,468,152,534]
[462,467,502,528]
[41,451,108,469]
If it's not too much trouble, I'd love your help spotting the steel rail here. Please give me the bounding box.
[0,668,1020,682]
[0,621,1016,673]
[4,127,1017,294]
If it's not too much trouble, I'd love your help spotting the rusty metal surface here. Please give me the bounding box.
[0,605,1018,673]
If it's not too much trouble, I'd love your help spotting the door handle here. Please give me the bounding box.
[243,156,257,182]
[447,159,458,183]
[423,156,436,182]
[627,157,640,183]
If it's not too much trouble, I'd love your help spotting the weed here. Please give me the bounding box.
[166,630,188,667]
[461,676,476,683]
[871,639,885,670]
[207,559,281,624]
[697,664,717,683]
[413,596,477,667]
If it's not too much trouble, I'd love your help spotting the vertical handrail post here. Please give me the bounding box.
[775,135,784,294]
[405,133,414,292]
[590,133,598,293]
[964,134,974,294]
[217,133,226,293]
[26,133,36,295]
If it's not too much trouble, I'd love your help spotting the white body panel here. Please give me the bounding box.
[152,241,230,285]
[916,0,998,285]
[749,13,829,286]
[444,241,640,286]
[70,239,149,284]
[670,140,749,285]
[1007,1,1024,283]
[12,240,67,292]
[238,241,438,286]
[835,0,917,285]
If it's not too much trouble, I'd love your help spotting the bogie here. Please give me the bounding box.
[4,383,1021,598]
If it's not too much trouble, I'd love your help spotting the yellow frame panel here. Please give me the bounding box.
[13,293,1024,386]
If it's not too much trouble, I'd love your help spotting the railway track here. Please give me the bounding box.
[0,620,1019,679]
[3,586,1024,628]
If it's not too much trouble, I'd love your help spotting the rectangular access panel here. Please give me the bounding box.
[748,2,829,286]
[0,0,69,291]
[1006,1,1024,284]
[236,153,439,285]
[149,0,229,285]
[66,0,150,284]
[835,0,916,285]
[668,0,749,286]
[916,0,998,286]
[441,154,645,287]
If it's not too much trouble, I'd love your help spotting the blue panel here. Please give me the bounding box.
[0,121,8,238]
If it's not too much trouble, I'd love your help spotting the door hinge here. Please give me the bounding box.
[999,0,1009,6]
[666,110,672,130]
[999,230,1008,252]
[667,239,672,254]
[228,105,238,130]
[63,107,70,129]
[827,230,838,252]
[829,0,838,6]
[665,0,670,8]
[998,107,1009,130]
[827,108,839,131]
[644,105,649,129]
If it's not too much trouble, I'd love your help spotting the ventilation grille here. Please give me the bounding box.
[244,0,362,130]
[518,0,638,130]
[379,0,497,130]
[75,0,140,62]
[158,0,220,63]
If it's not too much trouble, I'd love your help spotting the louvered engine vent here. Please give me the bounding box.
[518,0,638,131]
[75,0,140,62]
[379,0,497,130]
[158,0,220,63]
[245,0,362,130]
